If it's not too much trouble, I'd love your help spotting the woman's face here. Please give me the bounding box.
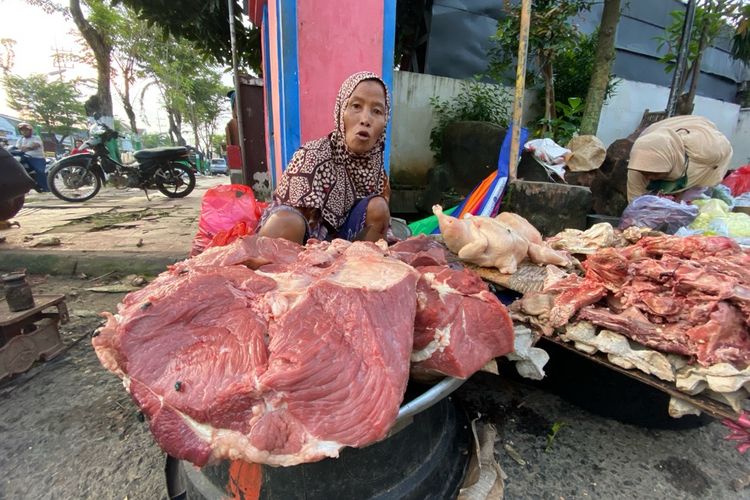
[343,80,386,155]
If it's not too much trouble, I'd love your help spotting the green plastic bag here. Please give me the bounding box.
[408,206,457,235]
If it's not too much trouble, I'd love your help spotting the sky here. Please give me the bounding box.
[0,0,233,135]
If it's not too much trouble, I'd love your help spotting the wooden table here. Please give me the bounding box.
[0,294,68,381]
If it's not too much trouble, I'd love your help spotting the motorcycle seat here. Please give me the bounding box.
[134,147,188,161]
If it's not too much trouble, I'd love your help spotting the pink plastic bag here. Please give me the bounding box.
[722,165,750,196]
[190,185,267,256]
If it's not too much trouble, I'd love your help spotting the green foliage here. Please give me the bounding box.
[489,0,592,75]
[210,133,227,155]
[656,6,726,74]
[115,0,262,74]
[553,31,619,109]
[655,0,749,93]
[545,422,566,453]
[2,73,86,137]
[139,131,170,148]
[537,97,584,145]
[429,79,512,161]
[732,4,750,63]
[488,0,593,128]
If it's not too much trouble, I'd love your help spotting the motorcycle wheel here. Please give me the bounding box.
[48,161,101,202]
[154,162,196,198]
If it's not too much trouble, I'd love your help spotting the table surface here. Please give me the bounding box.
[0,294,66,327]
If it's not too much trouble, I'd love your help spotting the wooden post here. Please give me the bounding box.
[509,0,532,180]
[227,0,247,180]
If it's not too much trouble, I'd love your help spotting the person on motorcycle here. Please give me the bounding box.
[15,122,49,192]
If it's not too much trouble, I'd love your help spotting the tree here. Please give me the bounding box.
[3,73,86,147]
[657,0,748,115]
[0,38,16,74]
[489,0,593,134]
[181,72,231,154]
[135,34,204,145]
[69,0,113,121]
[117,0,262,74]
[579,0,621,135]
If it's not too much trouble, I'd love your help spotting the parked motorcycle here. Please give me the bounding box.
[46,123,197,202]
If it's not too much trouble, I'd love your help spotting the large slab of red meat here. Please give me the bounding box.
[389,236,516,378]
[93,236,419,467]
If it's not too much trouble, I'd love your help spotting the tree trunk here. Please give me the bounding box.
[680,15,710,115]
[167,108,186,146]
[69,0,112,119]
[580,0,621,136]
[122,75,138,133]
[542,57,556,127]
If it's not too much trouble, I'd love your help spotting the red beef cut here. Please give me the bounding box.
[93,237,419,467]
[409,266,514,378]
[571,235,750,367]
[386,235,516,378]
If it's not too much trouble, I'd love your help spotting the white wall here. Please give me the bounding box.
[731,109,750,168]
[596,80,741,156]
[391,73,748,185]
[390,71,537,185]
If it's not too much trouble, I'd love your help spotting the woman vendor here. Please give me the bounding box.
[627,115,733,201]
[258,71,391,244]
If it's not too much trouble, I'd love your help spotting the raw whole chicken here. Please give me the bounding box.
[433,205,570,273]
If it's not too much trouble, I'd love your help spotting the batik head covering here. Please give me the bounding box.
[274,71,391,230]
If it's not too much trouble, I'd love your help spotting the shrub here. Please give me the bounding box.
[429,79,512,161]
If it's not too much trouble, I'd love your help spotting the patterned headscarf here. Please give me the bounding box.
[274,71,391,230]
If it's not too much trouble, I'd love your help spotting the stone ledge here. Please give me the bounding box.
[0,250,184,277]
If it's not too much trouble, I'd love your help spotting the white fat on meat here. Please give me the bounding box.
[325,255,415,291]
[411,324,453,362]
[179,410,344,467]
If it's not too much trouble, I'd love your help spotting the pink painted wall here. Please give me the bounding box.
[296,0,384,144]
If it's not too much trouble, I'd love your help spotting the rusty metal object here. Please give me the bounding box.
[0,294,66,381]
[3,272,35,312]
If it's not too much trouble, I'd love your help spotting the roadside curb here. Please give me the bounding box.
[0,249,185,277]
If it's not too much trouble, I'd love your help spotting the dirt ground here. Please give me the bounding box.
[1,275,749,499]
[0,275,167,500]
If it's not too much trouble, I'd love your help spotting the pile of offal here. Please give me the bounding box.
[92,234,515,467]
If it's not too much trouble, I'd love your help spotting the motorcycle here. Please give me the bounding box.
[46,123,197,202]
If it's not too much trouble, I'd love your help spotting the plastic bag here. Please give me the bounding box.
[190,184,267,256]
[722,165,750,196]
[524,138,569,180]
[408,206,457,235]
[619,195,699,234]
[710,184,735,208]
[689,199,750,238]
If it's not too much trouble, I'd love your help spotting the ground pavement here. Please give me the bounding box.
[0,175,227,276]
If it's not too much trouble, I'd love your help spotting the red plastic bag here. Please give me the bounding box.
[722,165,750,196]
[190,184,267,256]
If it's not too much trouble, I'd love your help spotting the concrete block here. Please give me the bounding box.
[502,180,592,237]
